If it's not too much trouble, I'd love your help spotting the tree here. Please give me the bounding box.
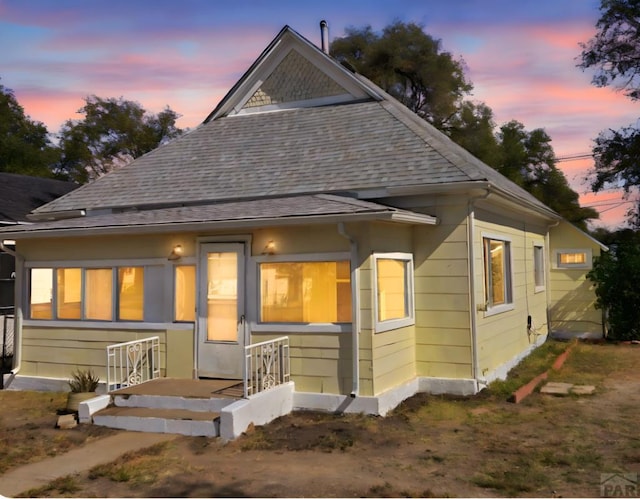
[0,81,59,177]
[331,21,473,130]
[579,0,640,226]
[447,101,501,167]
[56,95,183,183]
[588,229,640,340]
[496,121,599,230]
[332,21,598,228]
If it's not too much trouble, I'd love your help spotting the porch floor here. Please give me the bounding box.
[111,377,244,399]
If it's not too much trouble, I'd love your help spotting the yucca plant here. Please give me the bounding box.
[68,368,100,393]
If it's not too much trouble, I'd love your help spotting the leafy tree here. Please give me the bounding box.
[332,22,597,228]
[496,121,599,230]
[579,0,640,226]
[0,82,60,177]
[56,95,183,183]
[447,101,501,166]
[331,21,473,130]
[588,229,640,340]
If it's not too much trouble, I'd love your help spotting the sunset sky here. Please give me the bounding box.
[1,0,638,229]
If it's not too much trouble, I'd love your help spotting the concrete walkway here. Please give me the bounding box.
[0,431,175,497]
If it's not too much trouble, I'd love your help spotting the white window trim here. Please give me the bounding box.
[254,252,352,333]
[533,242,546,293]
[552,248,593,270]
[171,260,197,324]
[373,252,415,334]
[26,261,151,323]
[482,233,514,316]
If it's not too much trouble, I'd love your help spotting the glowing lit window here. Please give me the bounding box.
[118,267,144,321]
[373,253,414,333]
[260,261,351,323]
[30,268,53,319]
[483,237,513,309]
[174,265,196,322]
[560,253,585,264]
[56,268,82,319]
[85,269,113,321]
[553,249,592,269]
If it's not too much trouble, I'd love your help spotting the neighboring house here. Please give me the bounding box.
[0,26,605,415]
[0,173,77,385]
[0,173,77,310]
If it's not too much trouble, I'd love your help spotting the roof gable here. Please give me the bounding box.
[31,25,560,223]
[205,26,379,121]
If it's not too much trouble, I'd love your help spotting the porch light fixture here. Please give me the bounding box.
[262,240,276,255]
[168,244,184,261]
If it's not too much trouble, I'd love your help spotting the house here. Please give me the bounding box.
[0,173,78,309]
[0,173,77,387]
[0,26,605,429]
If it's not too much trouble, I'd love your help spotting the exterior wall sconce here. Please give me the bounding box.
[262,240,276,255]
[168,244,183,261]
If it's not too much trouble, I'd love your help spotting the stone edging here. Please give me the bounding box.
[508,342,576,404]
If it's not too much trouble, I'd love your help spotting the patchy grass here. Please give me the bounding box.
[17,475,81,498]
[87,441,181,487]
[4,342,640,498]
[0,391,116,475]
[485,339,570,398]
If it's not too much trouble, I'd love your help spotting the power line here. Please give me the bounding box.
[556,153,594,162]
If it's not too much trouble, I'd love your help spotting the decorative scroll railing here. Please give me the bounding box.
[106,336,160,392]
[244,336,290,398]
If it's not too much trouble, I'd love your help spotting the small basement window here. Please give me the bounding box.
[553,249,592,269]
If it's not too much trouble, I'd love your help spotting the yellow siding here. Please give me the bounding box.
[363,223,418,396]
[21,326,169,380]
[251,331,354,394]
[549,222,604,335]
[411,202,473,379]
[473,209,549,376]
[166,329,194,378]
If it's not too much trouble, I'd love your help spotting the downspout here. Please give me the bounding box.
[467,188,491,392]
[337,222,359,397]
[0,241,22,381]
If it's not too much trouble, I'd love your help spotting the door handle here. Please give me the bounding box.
[239,314,245,325]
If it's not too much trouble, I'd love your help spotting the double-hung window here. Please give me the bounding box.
[258,255,351,326]
[373,252,414,333]
[483,236,513,313]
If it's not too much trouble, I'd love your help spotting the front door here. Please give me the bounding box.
[197,243,245,379]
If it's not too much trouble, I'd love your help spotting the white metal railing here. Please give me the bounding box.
[244,336,290,397]
[106,336,160,392]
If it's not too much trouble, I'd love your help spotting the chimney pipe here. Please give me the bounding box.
[320,20,329,54]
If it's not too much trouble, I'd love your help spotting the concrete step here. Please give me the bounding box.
[93,406,220,437]
[113,393,236,412]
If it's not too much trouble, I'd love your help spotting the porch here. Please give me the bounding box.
[85,336,294,439]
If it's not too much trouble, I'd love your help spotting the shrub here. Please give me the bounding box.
[68,368,100,393]
[588,231,640,340]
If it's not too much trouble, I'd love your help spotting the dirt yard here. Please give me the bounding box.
[3,341,640,497]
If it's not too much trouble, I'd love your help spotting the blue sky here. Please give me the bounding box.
[0,0,636,227]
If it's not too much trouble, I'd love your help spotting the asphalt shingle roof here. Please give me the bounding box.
[0,173,77,223]
[36,100,473,214]
[1,194,433,237]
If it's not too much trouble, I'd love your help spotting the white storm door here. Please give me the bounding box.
[197,243,245,379]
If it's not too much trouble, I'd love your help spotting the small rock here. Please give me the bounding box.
[56,413,77,429]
